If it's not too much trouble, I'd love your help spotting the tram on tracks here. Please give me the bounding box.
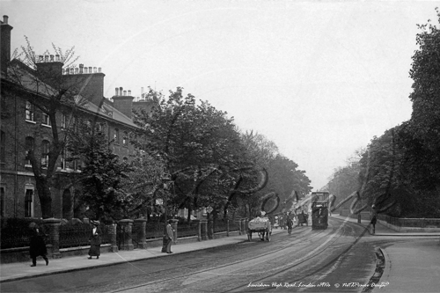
[311,191,330,230]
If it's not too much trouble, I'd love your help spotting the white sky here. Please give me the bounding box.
[2,0,438,190]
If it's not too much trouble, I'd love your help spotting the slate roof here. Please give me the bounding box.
[3,59,137,128]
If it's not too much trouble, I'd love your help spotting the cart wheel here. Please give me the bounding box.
[266,230,271,242]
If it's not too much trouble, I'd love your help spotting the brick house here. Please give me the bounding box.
[1,16,151,220]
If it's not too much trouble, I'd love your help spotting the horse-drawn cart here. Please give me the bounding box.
[297,213,308,226]
[247,216,272,241]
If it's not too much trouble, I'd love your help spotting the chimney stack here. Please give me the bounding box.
[1,15,13,73]
[113,86,134,118]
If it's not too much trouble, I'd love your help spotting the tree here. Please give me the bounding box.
[237,131,312,216]
[264,155,312,214]
[133,87,248,221]
[5,38,84,218]
[399,8,440,195]
[324,9,440,217]
[68,124,132,221]
[326,149,363,209]
[358,128,402,207]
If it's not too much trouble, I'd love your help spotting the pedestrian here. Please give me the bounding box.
[370,205,378,235]
[165,219,174,254]
[29,223,49,267]
[299,210,307,226]
[287,217,293,235]
[88,220,102,259]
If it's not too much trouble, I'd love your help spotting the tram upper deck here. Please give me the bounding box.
[311,192,330,229]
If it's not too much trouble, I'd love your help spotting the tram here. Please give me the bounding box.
[311,192,330,230]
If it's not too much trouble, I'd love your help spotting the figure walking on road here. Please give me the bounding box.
[287,217,293,235]
[29,223,49,267]
[166,219,174,254]
[370,205,378,234]
[88,221,102,259]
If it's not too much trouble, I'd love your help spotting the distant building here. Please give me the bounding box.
[0,16,151,219]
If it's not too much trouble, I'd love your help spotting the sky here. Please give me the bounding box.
[2,0,438,190]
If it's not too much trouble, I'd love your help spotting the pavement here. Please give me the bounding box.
[331,214,440,293]
[0,231,261,283]
[1,218,439,293]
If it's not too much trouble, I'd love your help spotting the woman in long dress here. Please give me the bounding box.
[88,221,102,259]
[29,223,49,267]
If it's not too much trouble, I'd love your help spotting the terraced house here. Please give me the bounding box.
[1,16,152,220]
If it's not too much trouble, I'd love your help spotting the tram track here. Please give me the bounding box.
[39,219,367,293]
[57,226,324,292]
[107,227,330,292]
[109,224,342,293]
[222,222,359,292]
[222,219,373,292]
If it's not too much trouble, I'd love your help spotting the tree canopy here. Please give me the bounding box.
[326,9,440,218]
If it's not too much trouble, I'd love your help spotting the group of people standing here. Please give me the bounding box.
[28,218,176,266]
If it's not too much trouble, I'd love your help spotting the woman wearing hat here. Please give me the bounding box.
[165,219,174,254]
[88,221,102,259]
[29,223,49,267]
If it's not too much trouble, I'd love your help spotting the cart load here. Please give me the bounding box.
[247,216,272,241]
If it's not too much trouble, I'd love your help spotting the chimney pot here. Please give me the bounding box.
[50,55,54,62]
[3,15,8,24]
[94,67,97,73]
[55,54,60,61]
[115,87,119,96]
[44,55,49,62]
[123,90,127,96]
[98,67,101,73]
[128,90,132,96]
[39,55,44,62]
[88,66,92,73]
[75,67,79,74]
